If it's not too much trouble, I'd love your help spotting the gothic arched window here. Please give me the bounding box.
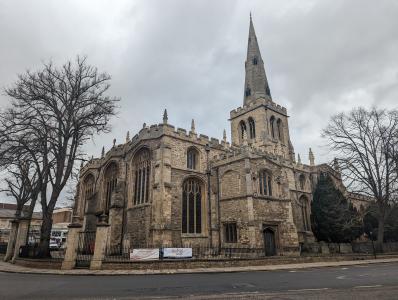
[239,120,247,141]
[187,147,199,170]
[104,162,118,213]
[182,178,202,234]
[82,174,95,215]
[133,148,151,205]
[83,174,95,201]
[253,57,258,65]
[248,117,256,139]
[259,170,272,196]
[299,174,305,190]
[299,195,309,231]
[270,116,276,139]
[277,119,283,142]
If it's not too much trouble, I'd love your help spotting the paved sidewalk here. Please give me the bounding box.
[1,257,398,276]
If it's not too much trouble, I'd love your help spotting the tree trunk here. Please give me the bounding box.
[376,216,385,252]
[25,198,37,245]
[37,211,53,258]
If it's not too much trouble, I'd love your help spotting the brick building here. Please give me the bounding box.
[73,17,369,256]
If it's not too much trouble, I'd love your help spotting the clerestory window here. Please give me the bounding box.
[187,148,199,170]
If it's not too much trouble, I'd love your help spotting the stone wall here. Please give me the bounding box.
[126,205,151,247]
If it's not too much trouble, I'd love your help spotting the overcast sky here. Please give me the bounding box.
[1,0,398,168]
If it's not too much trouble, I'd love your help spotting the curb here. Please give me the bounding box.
[1,258,398,276]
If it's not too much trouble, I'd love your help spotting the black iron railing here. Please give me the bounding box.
[104,243,268,262]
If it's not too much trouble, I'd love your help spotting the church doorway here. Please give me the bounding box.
[263,228,276,256]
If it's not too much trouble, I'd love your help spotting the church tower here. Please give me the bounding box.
[230,16,295,160]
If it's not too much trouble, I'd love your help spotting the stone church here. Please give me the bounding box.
[73,17,369,256]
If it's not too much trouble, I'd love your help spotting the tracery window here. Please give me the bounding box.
[239,120,247,141]
[133,148,151,205]
[270,116,276,139]
[83,174,95,201]
[248,117,256,139]
[104,162,118,213]
[82,174,95,215]
[258,170,272,196]
[187,147,199,170]
[182,178,202,234]
[277,119,283,142]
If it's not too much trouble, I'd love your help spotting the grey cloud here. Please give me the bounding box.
[1,0,398,168]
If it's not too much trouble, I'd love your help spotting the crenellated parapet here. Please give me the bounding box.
[80,121,232,178]
[230,97,287,120]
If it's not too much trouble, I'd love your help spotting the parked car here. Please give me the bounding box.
[49,239,60,250]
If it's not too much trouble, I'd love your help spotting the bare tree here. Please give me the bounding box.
[1,56,118,257]
[0,160,39,220]
[323,107,398,247]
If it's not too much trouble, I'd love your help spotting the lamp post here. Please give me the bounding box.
[205,144,212,248]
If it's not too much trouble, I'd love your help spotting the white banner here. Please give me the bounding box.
[163,248,192,259]
[130,249,159,261]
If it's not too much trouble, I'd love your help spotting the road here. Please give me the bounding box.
[1,262,398,299]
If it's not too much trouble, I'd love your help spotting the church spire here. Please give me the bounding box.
[243,15,272,105]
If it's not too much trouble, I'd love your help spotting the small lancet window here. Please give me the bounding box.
[225,222,238,243]
[253,57,258,65]
[245,87,251,97]
[259,170,272,196]
[248,117,256,139]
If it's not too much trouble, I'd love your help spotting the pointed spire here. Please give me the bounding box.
[223,129,227,143]
[126,131,130,143]
[101,146,105,158]
[191,119,195,133]
[309,148,315,166]
[243,15,272,105]
[163,109,168,124]
[297,154,302,165]
[113,138,116,147]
